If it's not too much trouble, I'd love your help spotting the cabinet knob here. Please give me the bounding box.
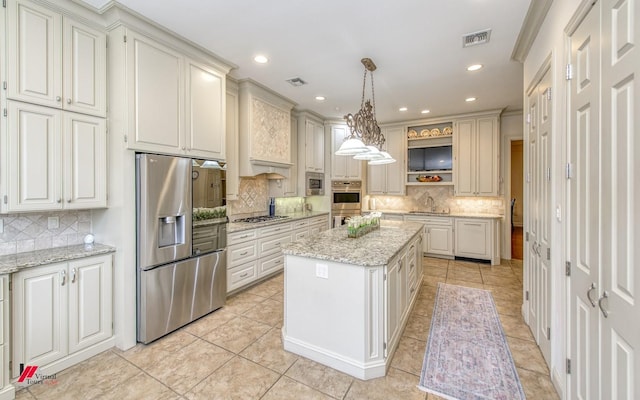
[56,96,61,102]
[66,98,72,104]
[61,270,66,286]
[67,199,72,203]
[57,198,62,203]
[71,268,76,283]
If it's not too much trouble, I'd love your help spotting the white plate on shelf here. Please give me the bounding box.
[408,129,418,138]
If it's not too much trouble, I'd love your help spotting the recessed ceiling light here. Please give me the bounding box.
[465,97,477,102]
[399,107,408,112]
[421,109,430,114]
[467,64,483,71]
[315,96,326,101]
[254,55,269,64]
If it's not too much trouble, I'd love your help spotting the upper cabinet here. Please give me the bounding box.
[453,112,500,196]
[6,0,106,117]
[238,79,295,176]
[117,28,227,159]
[297,112,325,173]
[330,124,362,180]
[367,125,405,195]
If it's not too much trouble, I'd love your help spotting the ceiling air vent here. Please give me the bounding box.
[462,29,492,48]
[286,77,307,87]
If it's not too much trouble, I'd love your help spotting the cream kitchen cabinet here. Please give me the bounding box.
[404,215,453,257]
[453,113,500,197]
[298,112,325,173]
[454,218,500,265]
[115,28,227,159]
[0,276,13,400]
[2,101,106,212]
[330,124,362,180]
[6,0,106,117]
[367,125,405,195]
[12,254,113,378]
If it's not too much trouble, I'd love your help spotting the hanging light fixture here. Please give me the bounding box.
[336,58,395,164]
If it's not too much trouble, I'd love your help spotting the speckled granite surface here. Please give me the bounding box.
[281,220,423,267]
[0,243,115,274]
[228,211,329,233]
[369,210,503,219]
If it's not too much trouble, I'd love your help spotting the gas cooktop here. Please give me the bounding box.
[233,215,290,223]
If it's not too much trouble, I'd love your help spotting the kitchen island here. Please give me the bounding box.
[280,220,424,380]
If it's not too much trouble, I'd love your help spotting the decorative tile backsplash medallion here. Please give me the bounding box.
[0,211,93,256]
[227,176,269,217]
[250,97,290,164]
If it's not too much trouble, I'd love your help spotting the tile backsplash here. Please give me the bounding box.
[227,176,269,218]
[0,210,93,256]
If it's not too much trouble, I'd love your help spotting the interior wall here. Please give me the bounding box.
[510,141,524,226]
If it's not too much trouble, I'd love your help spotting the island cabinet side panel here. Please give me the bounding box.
[283,255,386,375]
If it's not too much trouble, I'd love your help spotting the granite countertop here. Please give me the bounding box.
[228,211,330,233]
[281,220,423,267]
[0,243,116,274]
[364,209,503,219]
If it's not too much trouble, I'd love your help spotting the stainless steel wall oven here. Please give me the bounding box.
[331,180,362,227]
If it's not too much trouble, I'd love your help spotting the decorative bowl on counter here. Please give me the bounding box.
[416,175,443,182]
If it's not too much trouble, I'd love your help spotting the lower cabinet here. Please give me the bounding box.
[12,254,113,378]
[404,215,453,257]
[0,276,13,400]
[454,218,500,265]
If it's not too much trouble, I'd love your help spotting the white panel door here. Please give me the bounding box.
[68,255,113,354]
[63,17,106,117]
[7,102,62,211]
[526,85,539,339]
[126,29,184,153]
[600,0,639,398]
[185,59,225,159]
[6,0,62,108]
[570,6,601,399]
[454,119,475,196]
[13,263,67,378]
[63,113,106,209]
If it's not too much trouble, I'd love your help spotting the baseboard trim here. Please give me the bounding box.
[551,367,565,399]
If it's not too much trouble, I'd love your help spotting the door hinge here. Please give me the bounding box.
[526,172,531,183]
[525,232,529,242]
[8,280,11,291]
[124,134,128,143]
[2,108,6,117]
[547,87,552,101]
[547,327,551,339]
[383,273,387,281]
[567,358,571,374]
[526,113,531,124]
[566,261,571,276]
[2,0,5,8]
[3,195,6,204]
[123,35,127,43]
[525,290,529,301]
[547,167,551,181]
[383,342,387,351]
[2,81,6,90]
[547,247,550,260]
[566,163,573,179]
[566,64,573,80]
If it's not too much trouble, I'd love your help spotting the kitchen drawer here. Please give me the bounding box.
[290,219,309,230]
[228,229,257,245]
[227,260,258,292]
[308,215,329,226]
[228,241,258,266]
[293,228,309,241]
[258,253,284,276]
[259,232,291,257]
[259,223,291,237]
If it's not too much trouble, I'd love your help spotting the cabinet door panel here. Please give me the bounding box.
[313,123,325,172]
[7,0,62,108]
[7,102,61,211]
[127,31,183,152]
[13,264,67,378]
[64,113,106,208]
[68,255,112,353]
[428,226,453,256]
[186,59,225,159]
[476,117,498,196]
[384,126,405,195]
[63,18,106,116]
[455,220,490,258]
[454,119,475,196]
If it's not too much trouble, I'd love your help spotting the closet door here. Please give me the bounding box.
[599,0,639,398]
[569,5,601,400]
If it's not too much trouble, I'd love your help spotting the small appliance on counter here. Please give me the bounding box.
[136,153,227,344]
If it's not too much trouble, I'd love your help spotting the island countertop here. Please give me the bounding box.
[281,220,423,267]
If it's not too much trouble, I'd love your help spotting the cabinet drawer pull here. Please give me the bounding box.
[61,270,66,286]
[56,96,61,102]
[57,198,62,203]
[66,98,72,104]
[67,199,72,203]
[275,259,282,264]
[239,272,249,278]
[464,223,482,227]
[239,234,249,239]
[273,228,281,231]
[71,268,76,283]
[240,251,248,256]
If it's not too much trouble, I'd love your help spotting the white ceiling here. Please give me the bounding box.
[80,0,530,123]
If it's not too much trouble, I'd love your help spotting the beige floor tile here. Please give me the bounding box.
[448,260,480,270]
[517,368,560,400]
[269,290,284,303]
[403,312,431,341]
[390,336,427,376]
[182,308,237,338]
[422,265,447,278]
[482,274,522,288]
[285,357,354,399]
[120,329,198,370]
[446,268,483,283]
[97,372,180,400]
[14,389,36,400]
[242,298,283,327]
[444,279,485,289]
[185,356,280,400]
[484,285,523,302]
[345,367,426,400]
[422,276,446,287]
[204,315,271,353]
[28,350,140,400]
[499,314,535,341]
[146,338,234,394]
[224,292,267,315]
[412,296,435,318]
[423,257,449,268]
[496,302,525,317]
[262,376,334,400]
[507,336,550,375]
[240,327,299,374]
[244,276,285,299]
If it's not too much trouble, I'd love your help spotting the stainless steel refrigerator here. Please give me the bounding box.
[136,153,226,344]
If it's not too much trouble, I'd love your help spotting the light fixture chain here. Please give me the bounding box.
[360,69,368,109]
[370,70,376,119]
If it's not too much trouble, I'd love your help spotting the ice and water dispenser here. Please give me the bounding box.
[158,215,186,248]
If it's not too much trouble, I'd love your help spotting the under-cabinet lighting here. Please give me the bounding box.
[467,64,483,71]
[399,107,408,112]
[465,97,477,102]
[421,109,430,114]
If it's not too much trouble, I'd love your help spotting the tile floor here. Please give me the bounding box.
[15,257,560,400]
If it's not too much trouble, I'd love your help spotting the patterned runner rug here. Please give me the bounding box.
[418,283,525,400]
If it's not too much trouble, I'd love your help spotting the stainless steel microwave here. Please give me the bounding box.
[305,172,325,196]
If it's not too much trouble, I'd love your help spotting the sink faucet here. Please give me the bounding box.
[425,195,435,212]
